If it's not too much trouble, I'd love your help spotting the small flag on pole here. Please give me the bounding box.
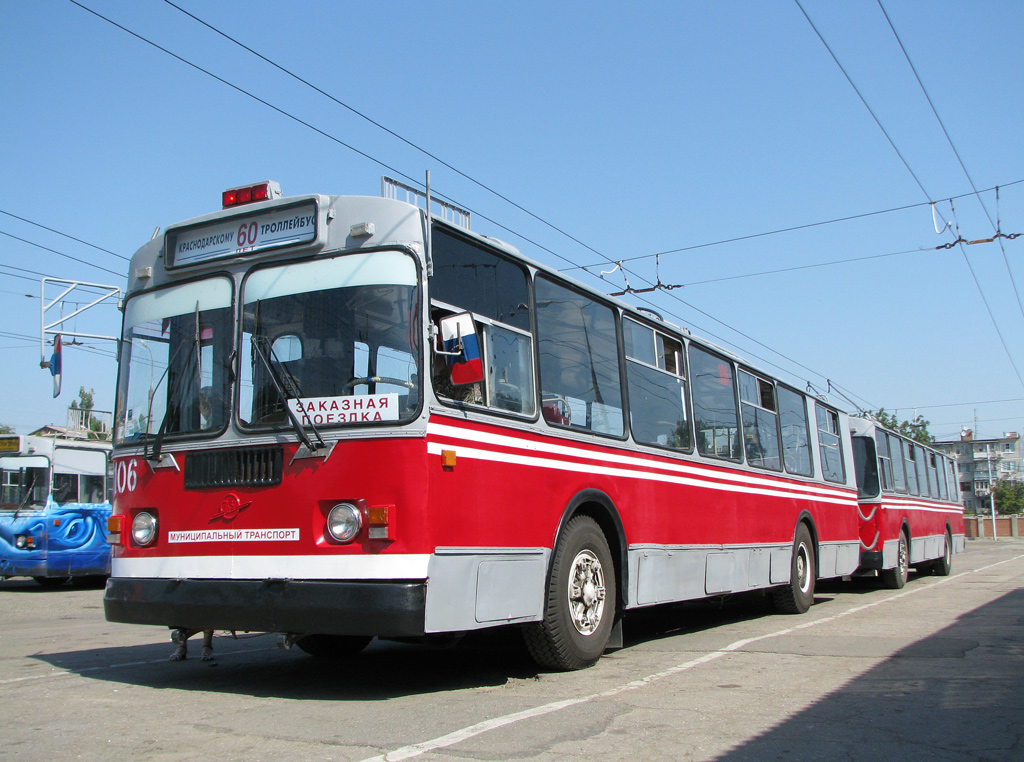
[50,334,62,398]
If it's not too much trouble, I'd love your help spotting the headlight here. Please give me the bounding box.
[326,502,362,543]
[132,511,158,546]
[14,535,26,550]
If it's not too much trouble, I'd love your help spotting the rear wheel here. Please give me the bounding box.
[295,634,372,658]
[928,530,953,576]
[772,523,816,614]
[524,515,616,671]
[881,530,910,589]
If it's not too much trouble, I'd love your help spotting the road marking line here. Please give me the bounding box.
[356,552,1024,762]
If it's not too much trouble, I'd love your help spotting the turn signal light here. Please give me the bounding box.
[107,514,124,546]
[367,505,392,540]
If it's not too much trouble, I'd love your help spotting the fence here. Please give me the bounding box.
[965,515,1023,539]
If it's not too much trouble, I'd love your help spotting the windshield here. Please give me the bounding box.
[1,463,49,509]
[239,250,420,428]
[115,278,234,444]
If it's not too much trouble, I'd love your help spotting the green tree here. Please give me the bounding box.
[0,424,15,435]
[873,409,933,444]
[991,481,1024,515]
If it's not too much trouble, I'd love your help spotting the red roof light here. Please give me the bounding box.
[222,181,282,208]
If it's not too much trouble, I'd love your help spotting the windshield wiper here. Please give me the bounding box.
[14,470,37,519]
[147,303,201,461]
[250,301,326,452]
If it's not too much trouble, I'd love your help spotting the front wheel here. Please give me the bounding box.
[772,523,816,614]
[524,515,616,671]
[33,576,69,588]
[881,530,909,589]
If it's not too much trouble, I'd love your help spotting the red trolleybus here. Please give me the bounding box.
[850,417,965,588]
[104,178,862,670]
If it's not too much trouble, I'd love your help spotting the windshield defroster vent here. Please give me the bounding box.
[184,447,283,489]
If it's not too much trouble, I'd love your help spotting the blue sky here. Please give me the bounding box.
[1,0,1022,441]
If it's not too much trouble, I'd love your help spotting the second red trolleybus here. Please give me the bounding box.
[850,417,965,588]
[105,178,863,669]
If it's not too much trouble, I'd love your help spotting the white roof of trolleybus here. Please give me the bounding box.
[126,184,835,411]
[0,435,109,476]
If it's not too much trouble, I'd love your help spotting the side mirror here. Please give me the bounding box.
[438,312,483,385]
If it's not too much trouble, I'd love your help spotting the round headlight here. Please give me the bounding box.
[327,502,362,543]
[14,535,26,550]
[132,511,158,546]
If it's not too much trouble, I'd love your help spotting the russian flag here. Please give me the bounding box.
[50,333,62,398]
[441,313,483,385]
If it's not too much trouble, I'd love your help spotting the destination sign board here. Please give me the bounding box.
[166,201,317,268]
[0,436,22,453]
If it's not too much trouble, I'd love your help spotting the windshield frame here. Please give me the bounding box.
[236,246,423,435]
[115,274,236,446]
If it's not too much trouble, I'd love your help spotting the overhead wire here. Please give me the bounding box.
[0,229,123,279]
[571,180,1023,272]
[877,0,1024,323]
[0,208,129,263]
[68,0,1011,413]
[69,0,862,395]
[159,0,611,266]
[796,0,1024,394]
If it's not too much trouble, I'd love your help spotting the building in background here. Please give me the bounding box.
[934,429,1022,513]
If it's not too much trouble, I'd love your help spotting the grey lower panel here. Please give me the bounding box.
[425,547,549,633]
[883,532,962,569]
[628,541,861,609]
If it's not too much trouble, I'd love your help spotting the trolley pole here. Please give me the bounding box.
[988,446,998,540]
[990,486,998,540]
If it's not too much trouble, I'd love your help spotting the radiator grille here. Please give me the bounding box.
[184,447,283,489]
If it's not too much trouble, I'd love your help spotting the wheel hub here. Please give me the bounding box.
[568,550,606,636]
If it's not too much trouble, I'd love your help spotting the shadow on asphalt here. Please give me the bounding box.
[709,586,1024,761]
[24,572,935,703]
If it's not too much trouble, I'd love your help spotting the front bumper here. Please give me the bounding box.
[103,577,427,636]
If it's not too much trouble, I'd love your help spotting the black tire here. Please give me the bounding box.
[772,523,816,614]
[295,634,372,658]
[881,530,910,589]
[928,530,953,576]
[71,575,108,589]
[523,515,616,671]
[33,576,69,588]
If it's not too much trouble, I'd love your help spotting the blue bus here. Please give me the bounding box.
[0,435,112,586]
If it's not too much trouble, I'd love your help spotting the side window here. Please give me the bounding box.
[82,475,106,504]
[738,370,782,470]
[777,386,812,477]
[815,404,846,483]
[904,441,920,495]
[917,446,933,498]
[536,277,623,436]
[874,430,893,491]
[947,460,960,502]
[52,472,79,504]
[624,318,690,451]
[889,434,908,492]
[689,345,740,461]
[430,227,531,331]
[431,308,536,416]
[429,233,536,418]
[935,453,949,500]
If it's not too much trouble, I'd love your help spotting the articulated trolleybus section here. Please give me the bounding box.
[105,179,864,670]
[850,417,965,589]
